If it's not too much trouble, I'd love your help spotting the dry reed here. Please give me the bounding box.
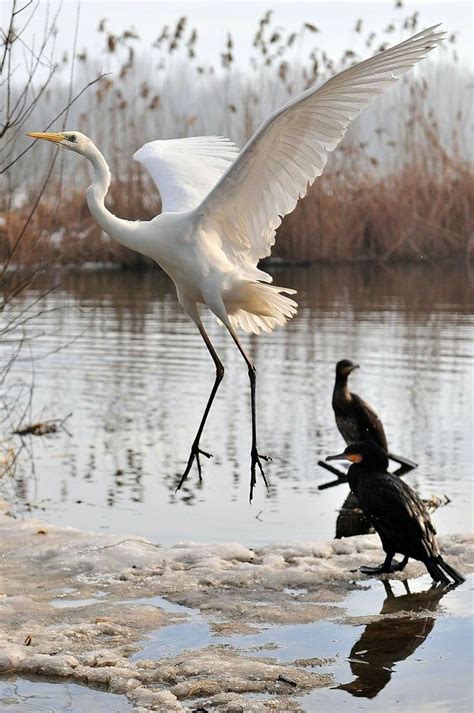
[1,7,473,265]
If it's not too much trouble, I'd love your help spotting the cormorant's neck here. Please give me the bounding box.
[349,456,389,481]
[85,145,140,252]
[347,461,362,489]
[334,375,351,400]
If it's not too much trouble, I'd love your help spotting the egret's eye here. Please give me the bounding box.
[67,134,77,143]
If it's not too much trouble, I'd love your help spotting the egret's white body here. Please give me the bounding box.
[28,25,444,499]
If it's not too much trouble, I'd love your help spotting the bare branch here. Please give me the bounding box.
[1,73,107,173]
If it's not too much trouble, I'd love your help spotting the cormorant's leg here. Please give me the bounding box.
[360,552,409,575]
[227,326,270,502]
[391,555,409,572]
[176,324,224,490]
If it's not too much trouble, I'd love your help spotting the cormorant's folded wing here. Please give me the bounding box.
[352,393,388,451]
[362,475,437,556]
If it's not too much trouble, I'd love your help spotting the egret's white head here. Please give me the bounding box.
[27,130,93,154]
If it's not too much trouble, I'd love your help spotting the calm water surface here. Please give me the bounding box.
[4,263,473,544]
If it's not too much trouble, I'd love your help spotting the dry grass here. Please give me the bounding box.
[278,163,473,262]
[3,159,472,266]
[2,7,473,265]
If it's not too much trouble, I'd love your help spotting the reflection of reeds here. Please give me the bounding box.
[2,9,473,264]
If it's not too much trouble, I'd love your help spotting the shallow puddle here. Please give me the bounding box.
[0,677,132,712]
[131,573,473,710]
[301,613,473,711]
[125,594,212,660]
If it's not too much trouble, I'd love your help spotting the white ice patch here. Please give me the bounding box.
[0,503,471,713]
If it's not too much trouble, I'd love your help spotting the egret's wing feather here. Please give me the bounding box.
[133,136,240,212]
[196,26,444,267]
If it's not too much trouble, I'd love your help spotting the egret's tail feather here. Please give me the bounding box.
[226,282,298,334]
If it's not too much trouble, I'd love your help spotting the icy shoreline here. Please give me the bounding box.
[0,502,472,712]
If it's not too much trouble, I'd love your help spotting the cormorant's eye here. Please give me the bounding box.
[67,134,77,143]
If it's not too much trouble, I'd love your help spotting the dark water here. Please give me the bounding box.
[3,263,473,544]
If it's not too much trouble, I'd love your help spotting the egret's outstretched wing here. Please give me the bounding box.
[196,26,444,271]
[134,136,240,212]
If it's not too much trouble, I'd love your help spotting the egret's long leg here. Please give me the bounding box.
[176,324,224,491]
[227,327,270,502]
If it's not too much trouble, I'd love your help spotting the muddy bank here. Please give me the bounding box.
[0,503,472,712]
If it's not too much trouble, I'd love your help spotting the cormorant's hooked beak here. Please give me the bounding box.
[26,132,64,143]
[326,452,362,463]
[349,364,360,372]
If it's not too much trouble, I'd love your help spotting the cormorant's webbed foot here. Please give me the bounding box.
[176,443,212,491]
[360,555,409,575]
[249,447,271,501]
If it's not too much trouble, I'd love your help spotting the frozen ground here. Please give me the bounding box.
[0,501,472,712]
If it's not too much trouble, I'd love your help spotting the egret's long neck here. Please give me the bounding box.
[85,145,140,251]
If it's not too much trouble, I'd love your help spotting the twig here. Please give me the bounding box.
[1,73,108,174]
[13,412,72,437]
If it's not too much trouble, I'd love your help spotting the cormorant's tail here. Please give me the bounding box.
[426,556,465,586]
[437,557,465,585]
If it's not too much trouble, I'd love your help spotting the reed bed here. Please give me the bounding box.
[1,6,473,265]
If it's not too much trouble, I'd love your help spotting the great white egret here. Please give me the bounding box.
[27,25,443,501]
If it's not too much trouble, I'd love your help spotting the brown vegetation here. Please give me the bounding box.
[3,159,472,267]
[278,162,473,262]
[1,5,473,266]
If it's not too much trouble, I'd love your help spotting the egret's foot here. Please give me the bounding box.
[360,558,407,575]
[176,444,212,491]
[249,448,271,501]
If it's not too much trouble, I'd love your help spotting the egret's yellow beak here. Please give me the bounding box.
[26,132,63,143]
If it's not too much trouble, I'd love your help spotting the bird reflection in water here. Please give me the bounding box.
[336,581,454,699]
[336,490,373,538]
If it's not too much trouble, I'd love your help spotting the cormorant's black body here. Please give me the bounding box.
[327,442,464,585]
[332,359,388,449]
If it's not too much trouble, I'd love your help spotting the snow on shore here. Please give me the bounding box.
[0,502,472,712]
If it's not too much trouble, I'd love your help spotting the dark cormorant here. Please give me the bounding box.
[330,358,387,536]
[326,441,465,585]
[332,359,387,449]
